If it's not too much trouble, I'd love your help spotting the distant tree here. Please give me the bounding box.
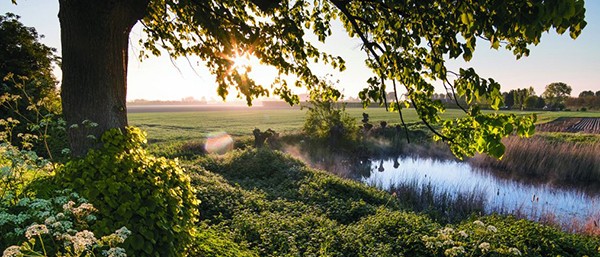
[524,95,544,110]
[503,92,515,109]
[579,90,594,98]
[505,87,534,110]
[542,82,572,110]
[596,91,600,97]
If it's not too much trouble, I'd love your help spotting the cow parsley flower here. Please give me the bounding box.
[478,242,490,252]
[2,246,21,257]
[25,224,48,239]
[509,247,522,256]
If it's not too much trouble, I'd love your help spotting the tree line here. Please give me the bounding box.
[431,82,598,111]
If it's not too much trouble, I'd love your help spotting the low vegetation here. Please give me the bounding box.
[3,128,600,256]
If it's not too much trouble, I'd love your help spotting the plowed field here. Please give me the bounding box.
[536,117,600,134]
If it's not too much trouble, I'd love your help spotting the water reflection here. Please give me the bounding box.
[362,157,600,225]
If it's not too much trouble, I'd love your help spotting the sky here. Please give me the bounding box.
[2,1,599,101]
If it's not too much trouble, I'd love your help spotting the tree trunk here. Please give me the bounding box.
[59,0,148,156]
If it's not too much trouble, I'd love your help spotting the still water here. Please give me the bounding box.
[361,157,600,225]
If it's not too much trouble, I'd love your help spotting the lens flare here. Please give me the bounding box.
[205,132,234,155]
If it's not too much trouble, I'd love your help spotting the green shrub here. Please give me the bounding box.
[302,81,359,146]
[56,127,199,257]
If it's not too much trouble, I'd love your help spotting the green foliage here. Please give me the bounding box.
[340,208,440,256]
[56,127,199,257]
[188,223,256,257]
[0,141,53,206]
[302,80,359,146]
[0,13,65,159]
[440,110,537,159]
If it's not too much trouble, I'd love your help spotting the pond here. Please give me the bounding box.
[361,156,600,227]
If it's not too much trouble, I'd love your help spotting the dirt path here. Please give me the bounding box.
[536,117,600,134]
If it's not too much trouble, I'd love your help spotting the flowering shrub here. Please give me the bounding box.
[1,192,130,257]
[56,127,199,257]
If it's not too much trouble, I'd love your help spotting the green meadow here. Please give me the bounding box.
[129,107,600,144]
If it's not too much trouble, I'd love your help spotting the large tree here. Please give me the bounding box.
[44,0,587,157]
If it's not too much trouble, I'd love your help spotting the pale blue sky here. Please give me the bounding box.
[2,1,599,101]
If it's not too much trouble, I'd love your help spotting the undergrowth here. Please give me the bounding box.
[187,149,600,256]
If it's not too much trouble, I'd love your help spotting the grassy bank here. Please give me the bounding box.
[187,149,600,256]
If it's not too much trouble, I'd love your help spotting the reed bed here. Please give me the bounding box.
[470,136,600,186]
[367,178,486,224]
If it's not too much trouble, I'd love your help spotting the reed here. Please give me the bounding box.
[470,136,600,186]
[368,178,486,224]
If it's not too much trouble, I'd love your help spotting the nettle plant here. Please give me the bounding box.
[0,191,130,257]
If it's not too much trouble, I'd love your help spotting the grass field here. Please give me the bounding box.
[129,106,600,144]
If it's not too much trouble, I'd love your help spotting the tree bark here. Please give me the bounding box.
[59,0,148,156]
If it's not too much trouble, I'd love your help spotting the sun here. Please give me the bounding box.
[231,52,260,74]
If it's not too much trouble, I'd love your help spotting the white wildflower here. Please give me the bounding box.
[115,227,131,241]
[44,216,56,225]
[2,246,21,257]
[68,230,97,253]
[73,203,96,217]
[62,201,76,212]
[473,220,485,227]
[458,230,468,238]
[509,247,522,256]
[440,227,454,235]
[444,246,466,257]
[103,247,127,257]
[487,225,498,233]
[478,242,491,252]
[25,224,48,239]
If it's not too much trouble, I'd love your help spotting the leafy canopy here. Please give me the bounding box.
[139,0,586,158]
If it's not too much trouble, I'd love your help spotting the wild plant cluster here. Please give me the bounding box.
[1,191,130,257]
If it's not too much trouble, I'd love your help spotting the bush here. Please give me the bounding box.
[56,127,199,257]
[302,81,359,147]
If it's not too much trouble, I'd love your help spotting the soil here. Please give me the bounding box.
[536,117,600,134]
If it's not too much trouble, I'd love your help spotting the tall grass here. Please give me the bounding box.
[470,136,600,186]
[367,178,486,224]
